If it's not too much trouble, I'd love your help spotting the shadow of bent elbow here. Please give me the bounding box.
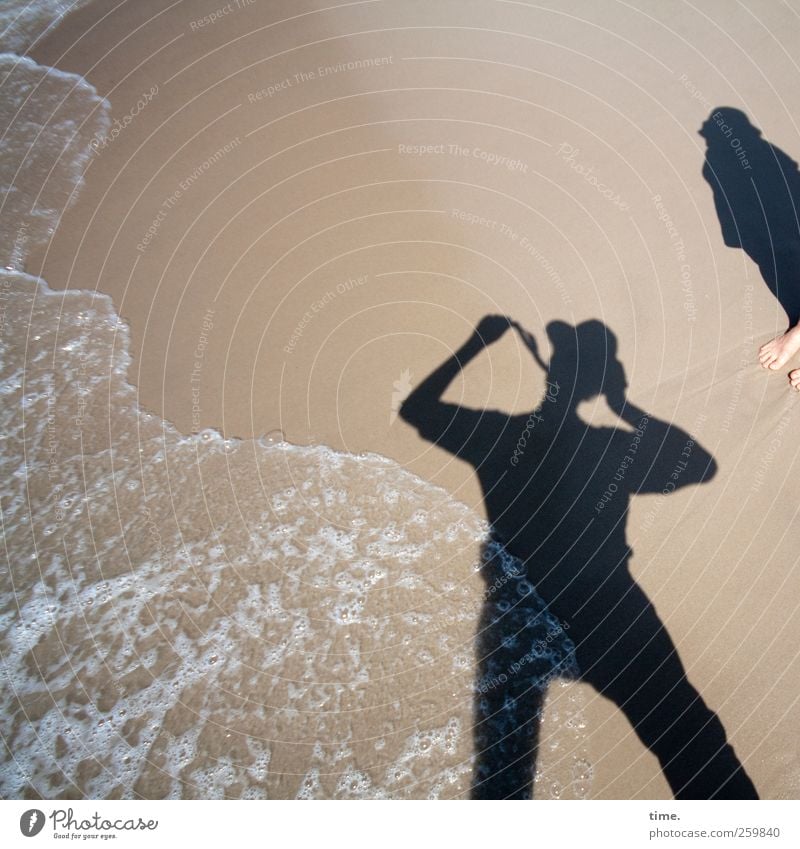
[702,455,718,483]
[398,396,420,426]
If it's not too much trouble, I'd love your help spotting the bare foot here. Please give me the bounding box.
[758,326,800,370]
[790,368,800,391]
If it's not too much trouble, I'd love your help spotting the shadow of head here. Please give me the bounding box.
[699,106,762,146]
[545,319,625,404]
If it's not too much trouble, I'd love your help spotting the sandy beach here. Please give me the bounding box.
[3,0,800,799]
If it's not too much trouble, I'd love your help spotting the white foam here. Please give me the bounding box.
[0,0,91,55]
[0,53,110,268]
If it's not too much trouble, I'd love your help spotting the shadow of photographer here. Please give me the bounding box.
[401,315,757,799]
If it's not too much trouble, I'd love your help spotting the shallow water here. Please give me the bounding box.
[0,49,107,268]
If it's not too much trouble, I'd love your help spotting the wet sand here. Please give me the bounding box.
[8,0,800,797]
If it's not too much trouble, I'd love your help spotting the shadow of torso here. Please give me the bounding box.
[449,401,688,684]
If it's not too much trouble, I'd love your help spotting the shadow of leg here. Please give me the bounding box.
[579,585,758,799]
[760,244,800,327]
[471,599,545,799]
[471,542,576,799]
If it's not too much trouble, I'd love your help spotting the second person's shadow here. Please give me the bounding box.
[401,315,758,799]
[700,106,800,326]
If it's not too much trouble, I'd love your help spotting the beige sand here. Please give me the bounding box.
[16,0,800,797]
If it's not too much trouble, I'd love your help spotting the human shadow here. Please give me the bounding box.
[400,316,758,799]
[700,107,800,325]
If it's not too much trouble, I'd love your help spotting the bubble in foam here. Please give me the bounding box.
[259,430,286,447]
[296,768,321,800]
[572,758,594,798]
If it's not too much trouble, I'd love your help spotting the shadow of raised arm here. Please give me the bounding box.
[400,316,511,455]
